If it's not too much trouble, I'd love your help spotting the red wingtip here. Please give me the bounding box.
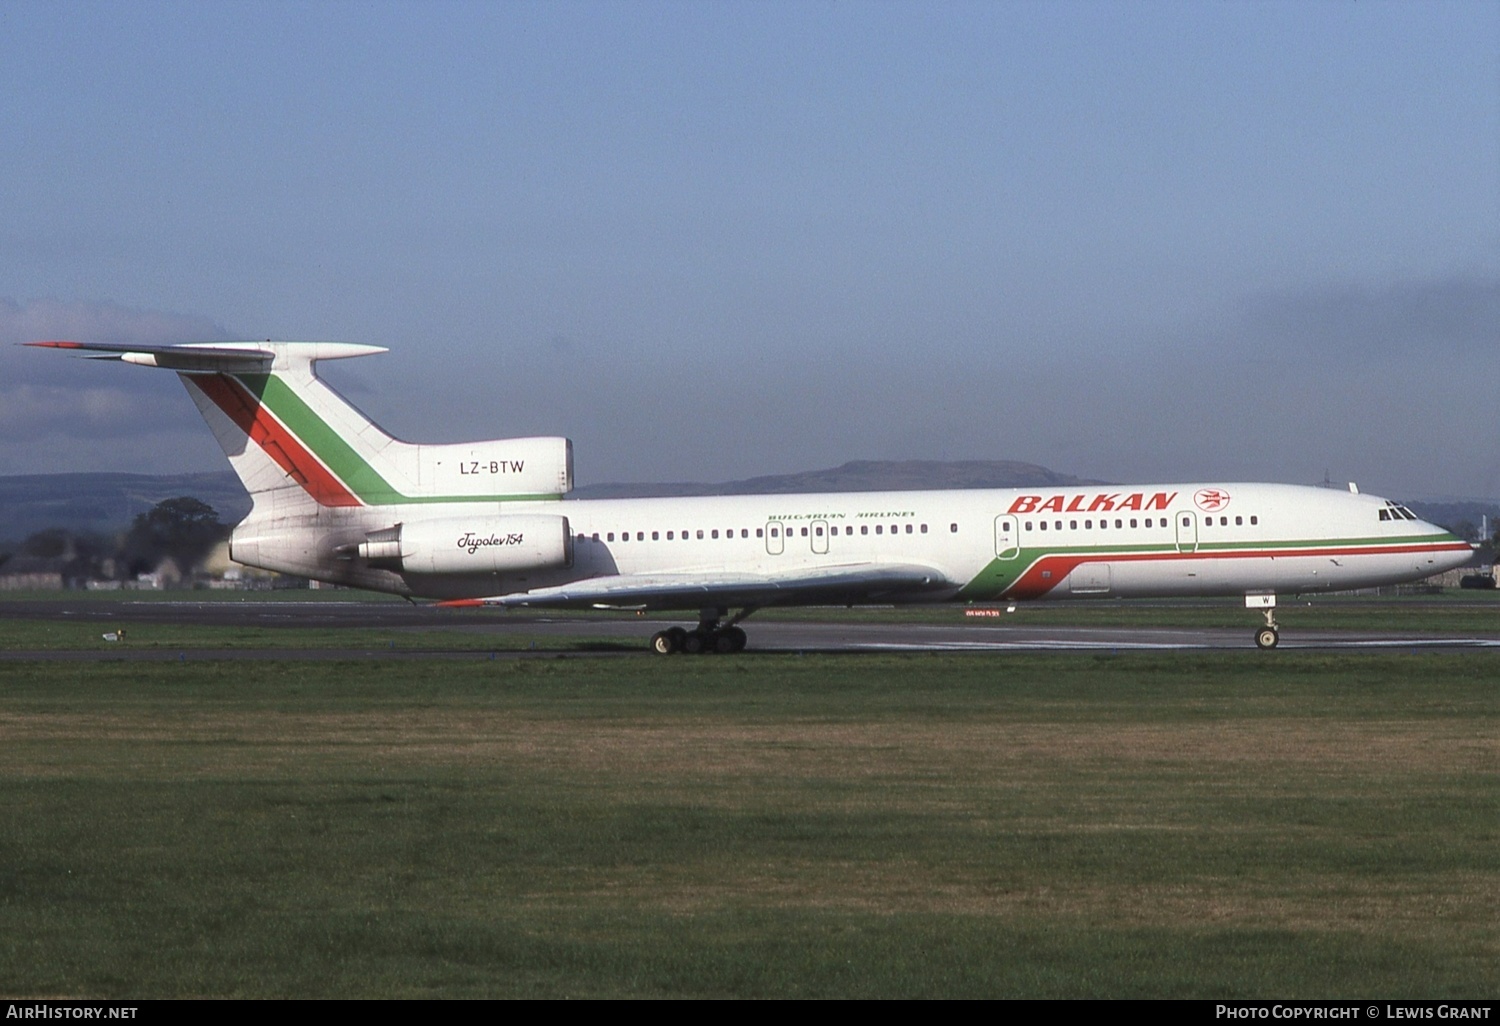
[25,340,84,348]
[435,598,486,609]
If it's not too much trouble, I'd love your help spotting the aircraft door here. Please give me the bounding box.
[811,519,829,555]
[994,515,1021,559]
[765,520,785,556]
[1176,511,1198,553]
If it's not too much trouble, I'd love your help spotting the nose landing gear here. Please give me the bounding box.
[1250,594,1280,649]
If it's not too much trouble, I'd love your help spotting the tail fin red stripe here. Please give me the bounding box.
[189,373,363,507]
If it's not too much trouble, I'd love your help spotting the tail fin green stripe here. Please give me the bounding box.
[236,373,402,504]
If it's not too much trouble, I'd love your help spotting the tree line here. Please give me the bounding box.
[0,497,229,585]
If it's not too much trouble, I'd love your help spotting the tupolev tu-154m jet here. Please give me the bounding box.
[30,340,1472,652]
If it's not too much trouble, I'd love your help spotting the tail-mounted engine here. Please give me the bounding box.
[356,515,573,574]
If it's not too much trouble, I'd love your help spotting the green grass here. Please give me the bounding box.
[0,616,634,652]
[1,653,1495,997]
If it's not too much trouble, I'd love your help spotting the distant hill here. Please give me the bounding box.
[1402,501,1500,542]
[0,472,250,544]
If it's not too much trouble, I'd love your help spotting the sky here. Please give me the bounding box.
[2,0,1497,499]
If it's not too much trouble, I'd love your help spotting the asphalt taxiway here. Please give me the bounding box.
[2,598,1499,660]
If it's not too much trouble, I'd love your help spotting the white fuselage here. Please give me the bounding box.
[230,481,1470,607]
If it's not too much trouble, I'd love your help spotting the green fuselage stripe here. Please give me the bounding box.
[957,533,1464,601]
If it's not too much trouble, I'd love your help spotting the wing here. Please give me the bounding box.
[443,562,954,611]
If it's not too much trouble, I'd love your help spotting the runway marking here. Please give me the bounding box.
[848,637,1500,652]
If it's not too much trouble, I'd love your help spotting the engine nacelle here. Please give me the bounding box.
[358,515,573,575]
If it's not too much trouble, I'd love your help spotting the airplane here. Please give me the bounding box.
[29,339,1473,652]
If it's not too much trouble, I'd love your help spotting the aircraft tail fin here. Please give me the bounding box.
[26,341,574,511]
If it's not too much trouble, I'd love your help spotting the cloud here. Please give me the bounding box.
[1233,275,1500,360]
[0,298,235,468]
[0,384,153,441]
[0,296,228,346]
[1,296,232,385]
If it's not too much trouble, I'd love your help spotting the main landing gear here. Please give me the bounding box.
[650,607,755,655]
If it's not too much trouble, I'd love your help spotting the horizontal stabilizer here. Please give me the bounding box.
[25,340,385,373]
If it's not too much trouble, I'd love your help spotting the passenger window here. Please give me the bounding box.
[636,532,644,541]
[1085,520,1093,529]
[1182,517,1190,527]
[861,525,869,535]
[1130,519,1137,528]
[950,523,958,533]
[1235,516,1242,526]
[1113,519,1122,529]
[711,530,719,539]
[920,524,928,533]
[905,524,913,534]
[1251,516,1258,525]
[757,528,764,538]
[591,533,600,542]
[1039,521,1048,531]
[876,525,883,535]
[652,531,659,541]
[800,527,808,537]
[697,530,704,539]
[607,532,615,542]
[815,526,824,536]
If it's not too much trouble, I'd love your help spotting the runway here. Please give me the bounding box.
[2,598,1499,660]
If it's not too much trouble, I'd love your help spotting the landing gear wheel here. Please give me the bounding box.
[649,608,757,656]
[1255,627,1280,650]
[724,626,747,653]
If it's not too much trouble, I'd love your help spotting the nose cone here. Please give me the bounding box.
[1421,520,1476,574]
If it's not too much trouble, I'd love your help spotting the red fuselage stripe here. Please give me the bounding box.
[189,374,363,507]
[1006,542,1469,599]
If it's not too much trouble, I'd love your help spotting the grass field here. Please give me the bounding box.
[1,650,1495,997]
